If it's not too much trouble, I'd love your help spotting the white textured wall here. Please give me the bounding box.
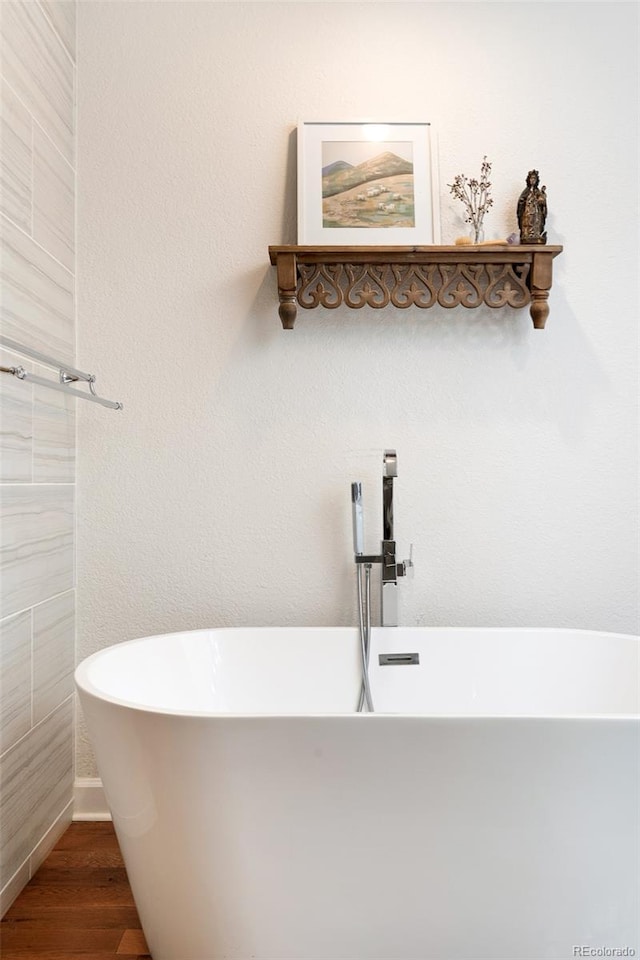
[76,1,638,774]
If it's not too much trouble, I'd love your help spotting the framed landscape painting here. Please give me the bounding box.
[297,121,440,245]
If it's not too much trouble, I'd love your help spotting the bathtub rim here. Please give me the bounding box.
[75,625,640,722]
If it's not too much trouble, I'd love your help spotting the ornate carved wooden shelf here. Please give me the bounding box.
[268,245,563,330]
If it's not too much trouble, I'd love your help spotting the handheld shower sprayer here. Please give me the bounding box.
[351,480,373,712]
[351,482,364,556]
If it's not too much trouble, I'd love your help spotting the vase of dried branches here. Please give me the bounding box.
[448,156,493,245]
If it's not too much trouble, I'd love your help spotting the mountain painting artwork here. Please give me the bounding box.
[321,142,415,229]
[297,122,440,245]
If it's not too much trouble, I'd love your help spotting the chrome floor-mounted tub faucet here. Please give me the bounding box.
[351,449,413,628]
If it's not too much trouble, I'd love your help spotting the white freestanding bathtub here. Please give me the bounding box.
[75,627,639,960]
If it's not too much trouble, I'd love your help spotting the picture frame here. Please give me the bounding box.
[297,121,440,246]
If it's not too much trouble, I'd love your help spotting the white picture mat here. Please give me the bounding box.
[297,121,440,246]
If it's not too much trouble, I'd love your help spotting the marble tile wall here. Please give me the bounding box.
[0,0,76,916]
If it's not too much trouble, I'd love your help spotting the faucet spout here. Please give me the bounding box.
[381,450,399,625]
[383,449,398,478]
[382,449,396,541]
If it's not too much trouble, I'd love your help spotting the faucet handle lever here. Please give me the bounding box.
[398,543,415,579]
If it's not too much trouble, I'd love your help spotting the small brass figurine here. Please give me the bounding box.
[517,170,547,244]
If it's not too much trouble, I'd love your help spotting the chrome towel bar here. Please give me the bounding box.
[0,335,123,411]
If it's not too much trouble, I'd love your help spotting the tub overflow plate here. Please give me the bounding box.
[378,652,420,666]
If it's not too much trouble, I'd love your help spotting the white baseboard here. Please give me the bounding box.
[73,777,111,821]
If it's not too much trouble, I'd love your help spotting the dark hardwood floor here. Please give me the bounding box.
[1,821,151,959]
